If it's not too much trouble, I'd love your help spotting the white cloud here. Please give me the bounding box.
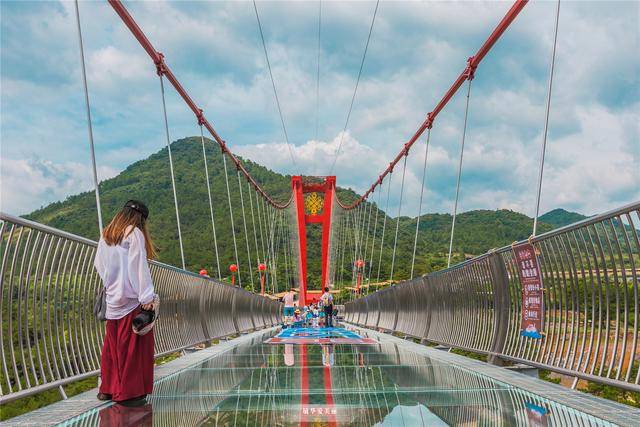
[0,157,118,215]
[1,0,638,218]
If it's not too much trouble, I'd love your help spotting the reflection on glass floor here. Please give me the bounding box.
[60,328,614,426]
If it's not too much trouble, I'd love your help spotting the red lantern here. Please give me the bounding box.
[258,263,266,295]
[355,260,364,294]
[229,264,238,285]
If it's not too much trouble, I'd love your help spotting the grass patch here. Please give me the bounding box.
[0,377,98,421]
[450,348,488,362]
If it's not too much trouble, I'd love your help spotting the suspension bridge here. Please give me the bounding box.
[1,0,639,425]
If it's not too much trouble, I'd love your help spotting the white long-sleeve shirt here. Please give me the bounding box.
[94,226,156,319]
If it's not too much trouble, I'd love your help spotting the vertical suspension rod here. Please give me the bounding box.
[74,0,103,233]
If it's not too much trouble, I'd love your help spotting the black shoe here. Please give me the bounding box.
[97,393,112,401]
[117,395,148,407]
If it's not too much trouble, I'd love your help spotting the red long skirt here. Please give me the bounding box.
[99,307,154,401]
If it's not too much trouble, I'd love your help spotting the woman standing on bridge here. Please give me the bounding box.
[94,200,157,404]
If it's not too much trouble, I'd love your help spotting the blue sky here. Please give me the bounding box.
[1,0,638,217]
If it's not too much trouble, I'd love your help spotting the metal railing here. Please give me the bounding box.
[345,201,640,392]
[0,212,282,404]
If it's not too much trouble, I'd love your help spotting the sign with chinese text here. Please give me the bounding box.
[513,242,544,339]
[524,402,549,426]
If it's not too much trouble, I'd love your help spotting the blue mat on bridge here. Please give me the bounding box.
[265,327,377,345]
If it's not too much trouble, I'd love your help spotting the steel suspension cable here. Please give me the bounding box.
[200,125,222,279]
[282,214,291,288]
[351,207,361,286]
[259,198,271,292]
[333,0,528,210]
[328,0,380,174]
[355,202,369,292]
[389,155,408,282]
[158,74,186,270]
[351,206,361,283]
[447,79,473,268]
[222,153,241,286]
[280,211,289,289]
[339,215,348,287]
[332,214,344,286]
[366,188,382,293]
[270,211,280,293]
[357,200,373,294]
[73,0,103,233]
[267,204,278,293]
[376,173,393,283]
[315,0,322,143]
[532,0,561,237]
[252,0,298,169]
[357,202,368,263]
[247,181,261,266]
[410,128,432,279]
[237,171,255,291]
[362,199,374,269]
[255,189,268,269]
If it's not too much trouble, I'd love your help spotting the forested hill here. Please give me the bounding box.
[538,208,588,228]
[25,137,573,283]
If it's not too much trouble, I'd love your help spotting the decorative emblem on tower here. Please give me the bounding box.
[305,192,324,215]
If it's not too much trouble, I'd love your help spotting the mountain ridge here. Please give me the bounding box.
[24,137,576,285]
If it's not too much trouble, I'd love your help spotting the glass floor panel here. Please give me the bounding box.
[60,327,615,426]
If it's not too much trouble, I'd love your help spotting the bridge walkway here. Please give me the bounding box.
[3,325,638,426]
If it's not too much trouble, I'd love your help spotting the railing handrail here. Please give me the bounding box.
[345,200,640,392]
[1,211,97,246]
[0,211,275,296]
[0,214,282,404]
[427,200,640,276]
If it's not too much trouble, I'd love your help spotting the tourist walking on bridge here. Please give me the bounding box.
[283,287,296,327]
[94,200,158,404]
[321,287,334,328]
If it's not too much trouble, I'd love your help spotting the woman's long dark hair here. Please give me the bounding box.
[103,201,157,259]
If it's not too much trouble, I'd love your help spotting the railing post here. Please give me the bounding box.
[488,252,510,365]
[420,275,432,343]
[198,282,211,347]
[231,288,240,333]
[391,289,400,331]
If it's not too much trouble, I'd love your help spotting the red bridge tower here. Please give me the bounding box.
[292,176,336,306]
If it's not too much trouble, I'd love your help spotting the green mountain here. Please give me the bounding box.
[25,137,562,288]
[538,208,588,228]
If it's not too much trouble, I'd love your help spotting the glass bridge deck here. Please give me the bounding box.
[59,327,617,426]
